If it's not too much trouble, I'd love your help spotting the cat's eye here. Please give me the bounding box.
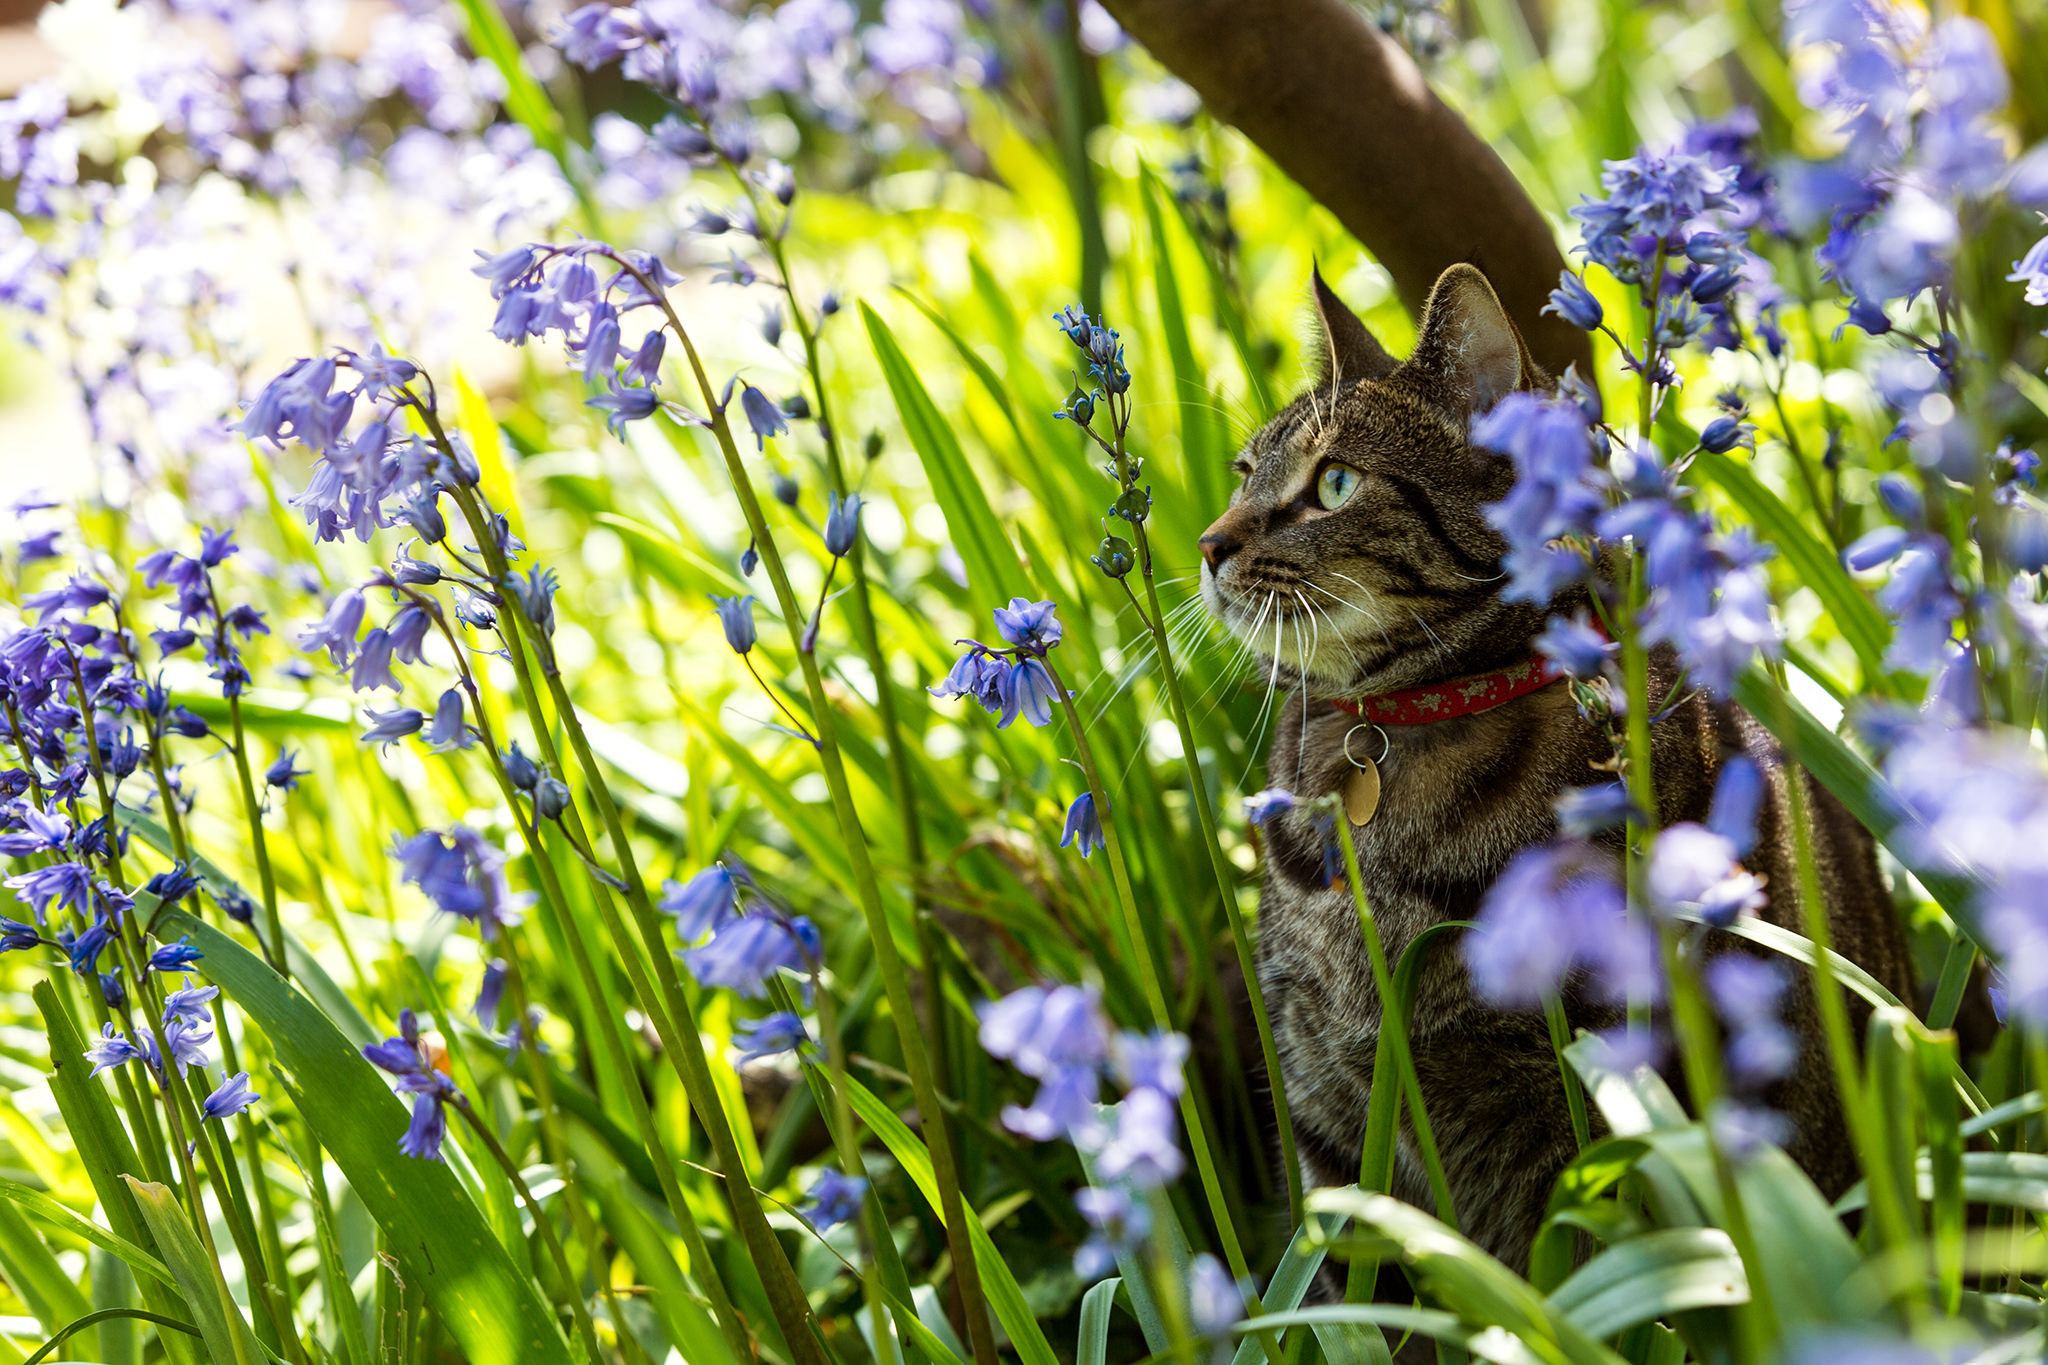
[1316,463,1361,510]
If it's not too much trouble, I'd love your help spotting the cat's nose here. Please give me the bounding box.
[1199,526,1243,570]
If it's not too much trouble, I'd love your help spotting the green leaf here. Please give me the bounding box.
[0,1178,174,1289]
[841,1072,1059,1365]
[1547,1229,1748,1339]
[1138,165,1223,517]
[1077,1276,1121,1365]
[1528,1138,1652,1292]
[1235,1305,1546,1365]
[1690,449,1893,689]
[0,1200,93,1333]
[1306,1188,1626,1365]
[158,909,575,1365]
[20,1308,203,1365]
[861,301,1032,603]
[1835,1151,2048,1214]
[121,1177,265,1365]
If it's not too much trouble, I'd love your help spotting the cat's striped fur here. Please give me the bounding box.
[1199,264,1917,1273]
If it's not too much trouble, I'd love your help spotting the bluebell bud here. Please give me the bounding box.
[713,595,757,655]
[760,304,784,348]
[1877,473,1925,526]
[535,773,570,820]
[1093,534,1135,579]
[1058,385,1095,426]
[862,430,884,461]
[99,970,124,1009]
[1699,416,1751,454]
[781,392,810,421]
[1109,486,1152,526]
[740,541,759,577]
[1690,265,1742,305]
[1544,271,1603,331]
[505,740,540,791]
[2007,505,2048,573]
[824,492,862,558]
[772,473,800,507]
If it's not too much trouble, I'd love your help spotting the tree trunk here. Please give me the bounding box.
[1100,0,1594,379]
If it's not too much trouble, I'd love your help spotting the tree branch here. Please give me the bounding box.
[1102,0,1594,378]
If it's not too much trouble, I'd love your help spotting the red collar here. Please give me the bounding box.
[1330,652,1567,726]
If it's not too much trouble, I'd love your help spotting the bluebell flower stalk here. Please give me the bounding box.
[580,249,1002,1365]
[382,555,757,1363]
[1048,303,1306,1228]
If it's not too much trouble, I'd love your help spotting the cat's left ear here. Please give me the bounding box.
[1406,264,1539,418]
[1311,266,1399,388]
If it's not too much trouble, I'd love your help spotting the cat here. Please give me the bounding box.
[1198,262,1920,1274]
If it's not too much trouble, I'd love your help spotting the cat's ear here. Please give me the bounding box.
[1311,266,1398,388]
[1407,264,1536,417]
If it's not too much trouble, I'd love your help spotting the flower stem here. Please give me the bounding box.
[223,693,288,979]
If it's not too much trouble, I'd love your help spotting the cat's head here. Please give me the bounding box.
[1200,263,1555,697]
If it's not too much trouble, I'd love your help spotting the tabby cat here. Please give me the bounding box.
[1199,262,1918,1273]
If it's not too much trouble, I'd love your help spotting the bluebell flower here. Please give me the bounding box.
[1074,1186,1149,1280]
[7,859,90,923]
[991,598,1062,656]
[99,971,124,1009]
[998,658,1061,729]
[1843,525,1909,571]
[148,937,203,972]
[1707,756,1764,857]
[161,1016,213,1076]
[734,1011,810,1064]
[1706,955,1797,1087]
[1554,783,1640,837]
[1188,1254,1245,1338]
[1875,544,1961,672]
[800,1168,867,1232]
[0,917,40,952]
[713,595,756,655]
[1699,416,1752,454]
[823,492,861,558]
[1095,1087,1183,1186]
[474,960,508,1029]
[84,1025,147,1077]
[162,982,218,1025]
[298,588,366,667]
[1544,271,1603,330]
[504,741,541,791]
[144,864,202,908]
[202,1071,259,1121]
[217,885,257,926]
[534,774,570,820]
[1475,393,1603,603]
[1111,1030,1188,1098]
[66,919,113,975]
[264,749,307,791]
[738,384,787,449]
[1533,612,1614,679]
[1242,788,1297,824]
[682,911,818,998]
[623,332,666,386]
[509,567,559,639]
[394,827,530,938]
[400,1092,450,1161]
[360,707,425,750]
[424,688,474,751]
[1466,840,1659,1007]
[349,628,400,693]
[1060,792,1103,858]
[2007,506,2048,573]
[660,867,741,944]
[1647,823,1766,926]
[587,381,660,438]
[0,803,70,855]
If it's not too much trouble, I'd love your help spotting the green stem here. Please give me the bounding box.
[630,276,1000,1365]
[224,694,287,978]
[1043,661,1269,1352]
[1542,994,1591,1151]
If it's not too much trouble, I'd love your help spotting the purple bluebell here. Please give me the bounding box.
[144,864,201,908]
[998,658,1061,729]
[1111,1030,1188,1098]
[298,589,366,666]
[1647,823,1766,926]
[400,1092,450,1160]
[1707,756,1764,857]
[66,919,114,975]
[1545,271,1603,330]
[1060,792,1103,858]
[85,1025,147,1077]
[1843,525,1910,570]
[162,982,218,1025]
[823,492,861,558]
[148,938,203,972]
[1074,1185,1149,1280]
[1875,545,1961,673]
[713,595,757,655]
[682,911,817,998]
[265,749,307,791]
[1534,612,1613,679]
[660,865,740,943]
[623,332,666,386]
[424,688,473,751]
[504,741,541,792]
[992,598,1063,656]
[734,1011,809,1064]
[1475,393,1603,603]
[534,774,570,820]
[1554,783,1639,837]
[587,381,660,438]
[161,1017,213,1076]
[7,860,90,923]
[1188,1254,1244,1337]
[394,827,530,938]
[738,384,787,449]
[474,960,508,1029]
[1706,955,1797,1087]
[360,707,425,749]
[1095,1086,1184,1186]
[0,918,39,952]
[509,567,558,639]
[159,706,209,741]
[1466,840,1659,1007]
[0,804,70,855]
[1243,788,1297,825]
[1699,416,1752,454]
[99,971,123,1009]
[350,628,400,693]
[800,1168,867,1232]
[2007,506,2048,573]
[202,1071,258,1121]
